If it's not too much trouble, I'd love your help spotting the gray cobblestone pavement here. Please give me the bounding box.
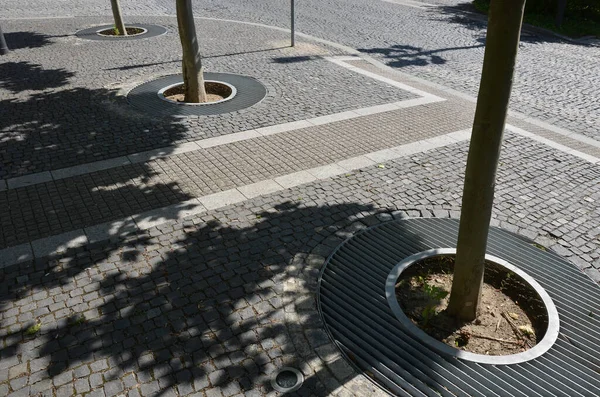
[194,0,600,142]
[3,1,598,142]
[1,132,600,396]
[1,3,600,396]
[0,16,415,178]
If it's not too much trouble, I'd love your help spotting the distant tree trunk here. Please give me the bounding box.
[0,25,9,55]
[446,0,526,321]
[110,0,128,36]
[176,0,207,103]
[555,0,567,27]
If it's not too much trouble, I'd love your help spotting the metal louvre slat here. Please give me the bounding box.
[318,218,600,396]
[321,293,499,397]
[320,274,533,397]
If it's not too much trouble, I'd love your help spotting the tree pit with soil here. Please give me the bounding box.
[396,255,548,356]
[162,82,233,104]
[98,27,146,36]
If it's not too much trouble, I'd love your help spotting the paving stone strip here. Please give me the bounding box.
[347,58,600,158]
[0,101,473,251]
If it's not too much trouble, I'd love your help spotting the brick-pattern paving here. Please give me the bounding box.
[1,4,600,396]
[182,0,600,142]
[348,58,600,159]
[0,100,473,249]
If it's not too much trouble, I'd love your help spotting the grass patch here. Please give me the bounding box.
[25,322,41,336]
[473,0,600,38]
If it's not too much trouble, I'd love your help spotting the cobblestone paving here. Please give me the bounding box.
[186,0,599,142]
[3,1,598,142]
[1,3,600,396]
[0,16,417,178]
[1,133,600,396]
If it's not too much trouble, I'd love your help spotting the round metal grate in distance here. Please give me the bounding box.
[75,24,167,41]
[127,73,267,117]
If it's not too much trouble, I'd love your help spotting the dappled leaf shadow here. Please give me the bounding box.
[0,201,391,395]
[4,31,54,49]
[358,43,484,68]
[0,62,201,249]
[0,62,189,179]
[0,62,75,92]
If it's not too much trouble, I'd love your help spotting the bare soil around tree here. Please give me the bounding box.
[396,256,548,355]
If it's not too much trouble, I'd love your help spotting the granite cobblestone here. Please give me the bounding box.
[0,16,414,179]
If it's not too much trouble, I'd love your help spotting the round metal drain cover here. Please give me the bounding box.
[75,24,167,41]
[127,73,267,117]
[271,367,304,393]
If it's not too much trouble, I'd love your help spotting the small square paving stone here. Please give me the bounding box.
[8,386,31,397]
[55,384,74,397]
[8,363,28,378]
[205,388,224,397]
[128,389,142,397]
[305,329,330,348]
[75,378,91,394]
[140,381,160,396]
[104,379,124,397]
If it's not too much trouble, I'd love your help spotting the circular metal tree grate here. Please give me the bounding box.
[75,24,167,41]
[127,73,267,117]
[318,218,600,396]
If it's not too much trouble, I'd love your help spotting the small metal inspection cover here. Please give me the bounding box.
[271,367,304,393]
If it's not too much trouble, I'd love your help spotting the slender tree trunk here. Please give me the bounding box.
[446,0,526,321]
[0,25,9,55]
[110,0,128,36]
[555,0,567,27]
[176,0,207,103]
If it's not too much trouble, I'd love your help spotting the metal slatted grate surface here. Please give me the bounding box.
[318,218,600,396]
[128,73,267,117]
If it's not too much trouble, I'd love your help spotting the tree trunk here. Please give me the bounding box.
[110,0,128,36]
[555,0,567,27]
[446,0,526,321]
[0,25,9,55]
[176,0,207,103]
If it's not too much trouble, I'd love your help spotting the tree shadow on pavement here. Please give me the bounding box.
[0,62,202,251]
[357,43,484,68]
[0,62,75,92]
[4,31,54,49]
[0,200,423,395]
[0,201,360,394]
[0,62,190,180]
[431,2,587,45]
